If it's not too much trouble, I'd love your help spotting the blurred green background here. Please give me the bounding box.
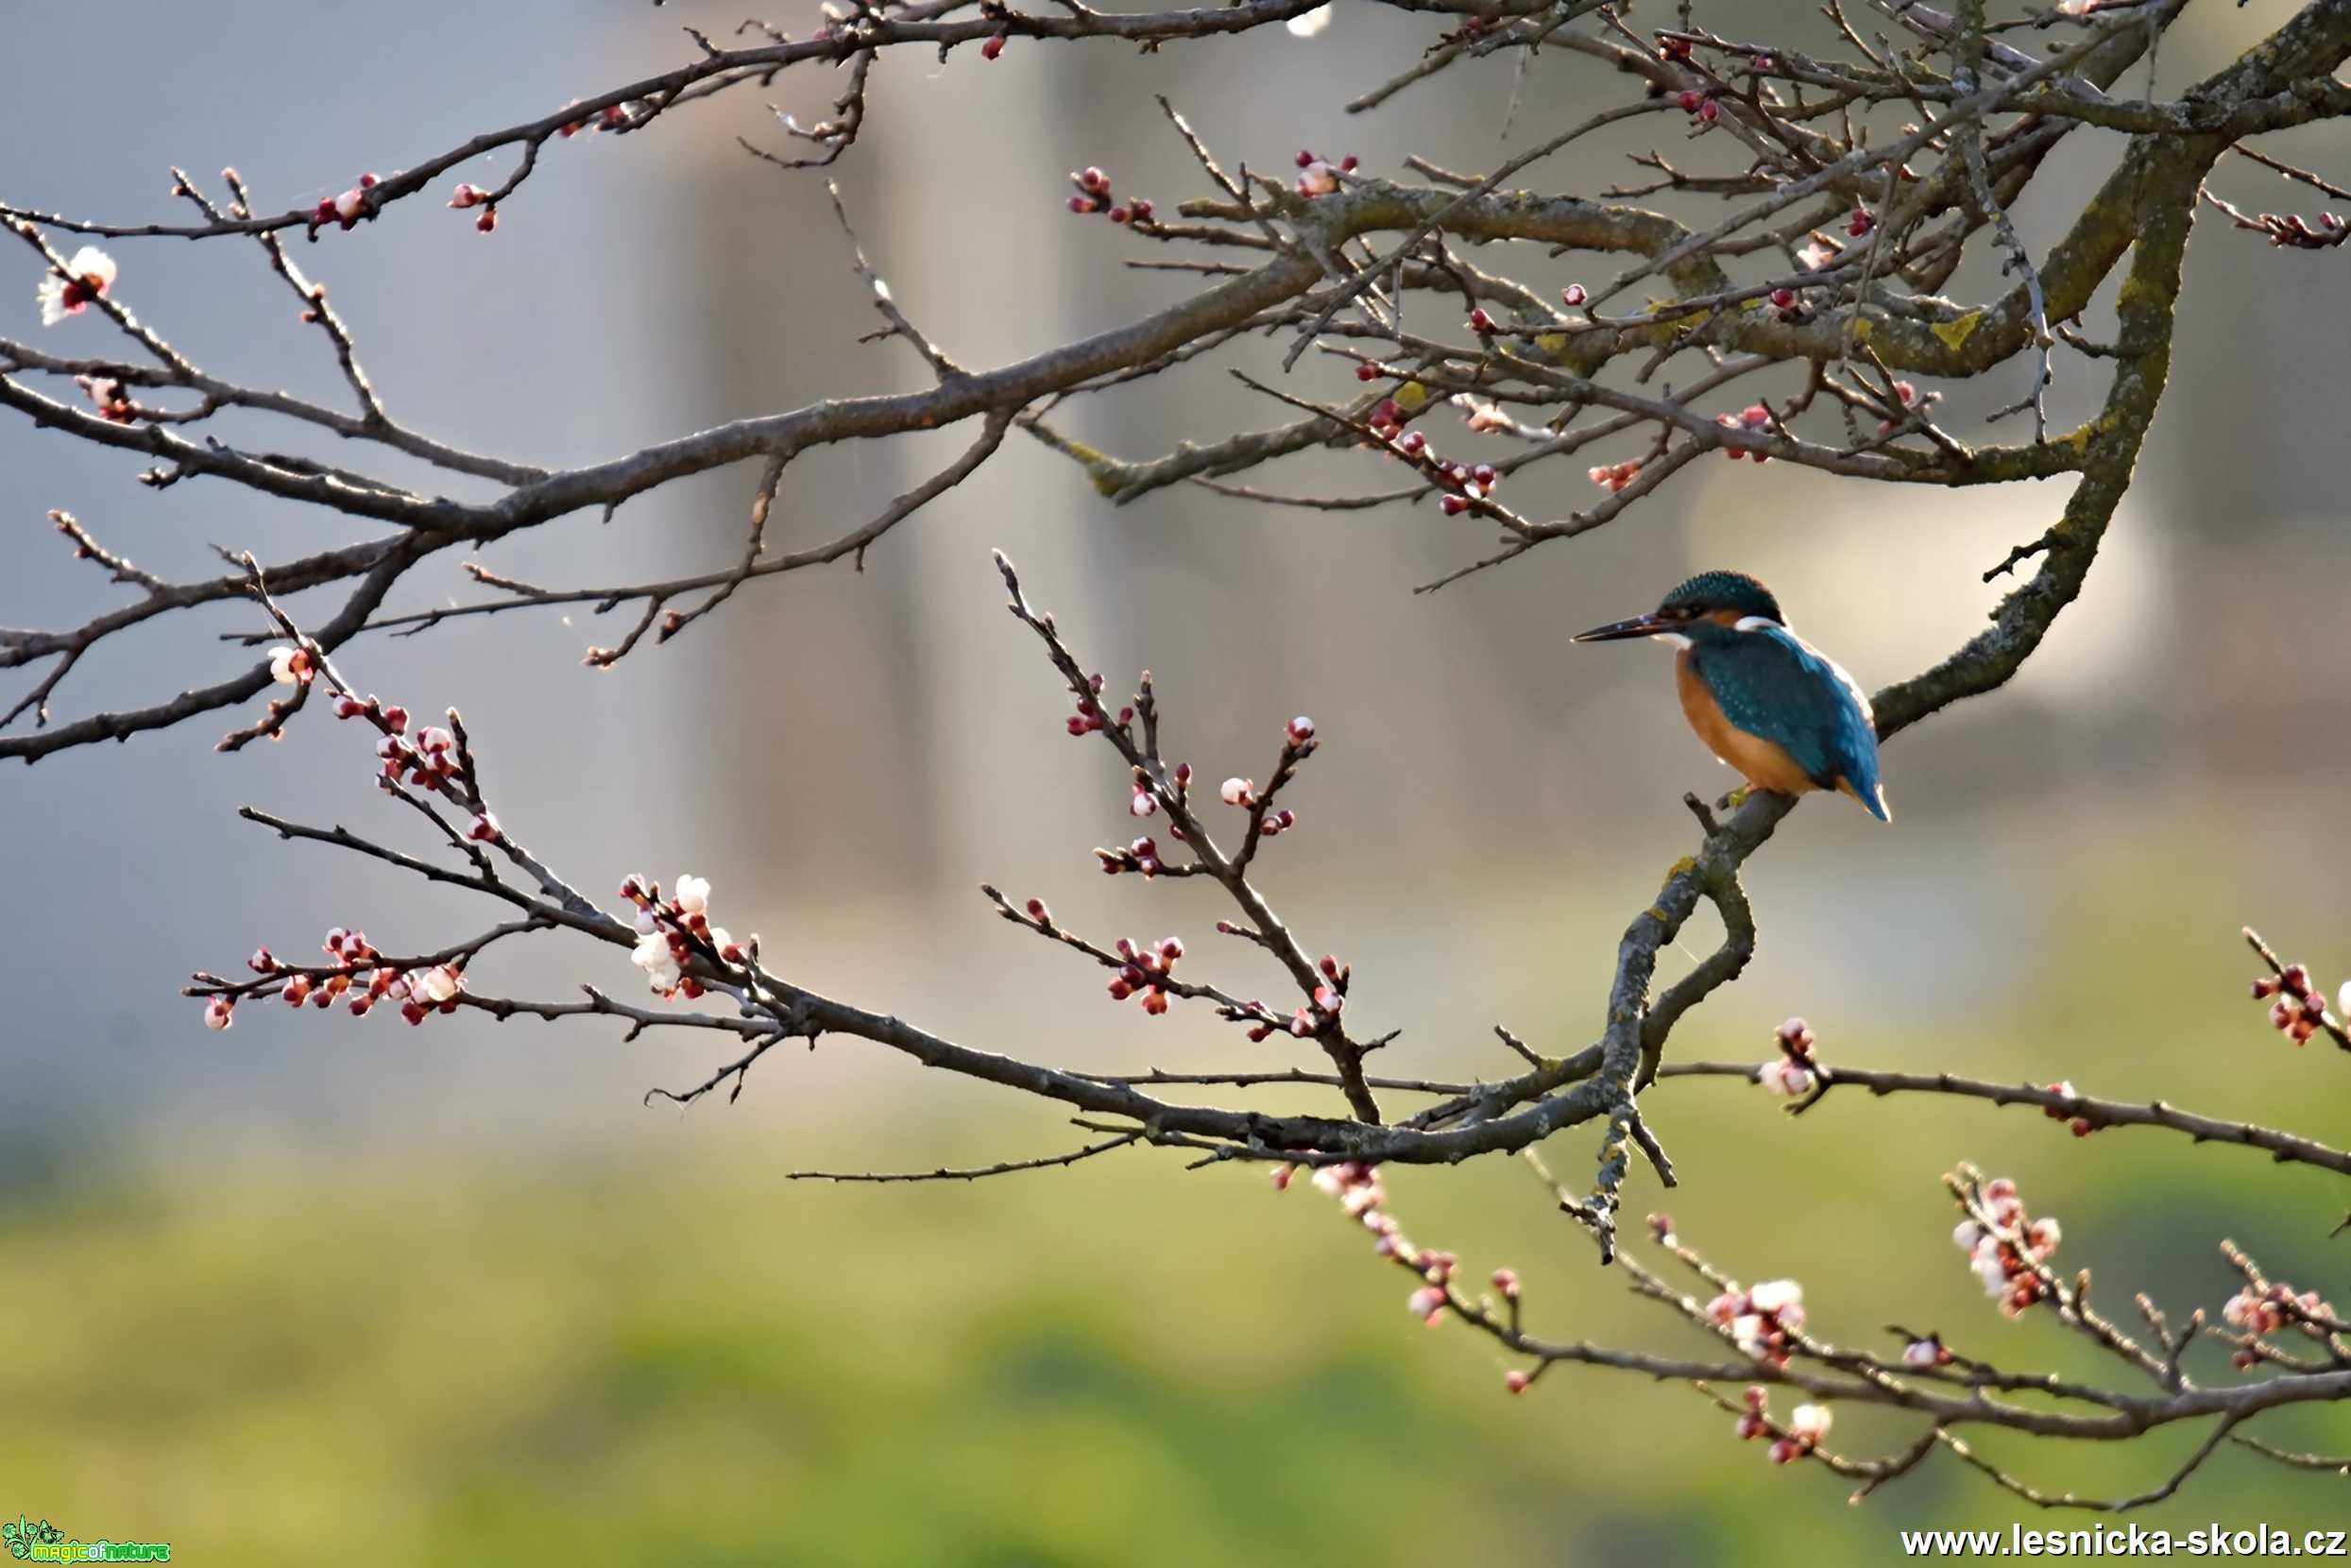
[6,804,2349,1563]
[5,2,2351,1562]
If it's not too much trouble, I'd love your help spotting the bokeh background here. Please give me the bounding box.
[4,2,2348,1560]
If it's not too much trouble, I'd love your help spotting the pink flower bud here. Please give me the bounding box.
[1406,1287,1446,1321]
[980,31,1006,59]
[1130,790,1157,818]
[1560,283,1588,306]
[448,183,491,210]
[1220,777,1254,806]
[203,997,234,1031]
[1505,1369,1532,1395]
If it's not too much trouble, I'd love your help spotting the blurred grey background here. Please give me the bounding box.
[3,4,2349,1561]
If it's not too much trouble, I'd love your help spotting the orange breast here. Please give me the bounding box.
[1676,651,1820,797]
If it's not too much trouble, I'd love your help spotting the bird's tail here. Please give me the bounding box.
[1837,769,1893,823]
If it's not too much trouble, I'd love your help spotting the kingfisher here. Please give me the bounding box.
[1573,571,1890,821]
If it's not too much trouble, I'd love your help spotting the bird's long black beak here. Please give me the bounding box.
[1572,612,1674,643]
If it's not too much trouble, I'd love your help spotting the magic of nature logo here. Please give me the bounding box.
[3,1516,169,1562]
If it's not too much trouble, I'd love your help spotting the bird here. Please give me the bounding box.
[1573,570,1890,821]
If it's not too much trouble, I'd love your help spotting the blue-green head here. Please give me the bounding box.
[1572,571,1784,645]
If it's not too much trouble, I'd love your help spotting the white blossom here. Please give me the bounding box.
[37,246,115,326]
[674,873,711,914]
[1286,4,1333,37]
[1788,1404,1832,1441]
[632,931,682,989]
[1975,1251,2010,1297]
